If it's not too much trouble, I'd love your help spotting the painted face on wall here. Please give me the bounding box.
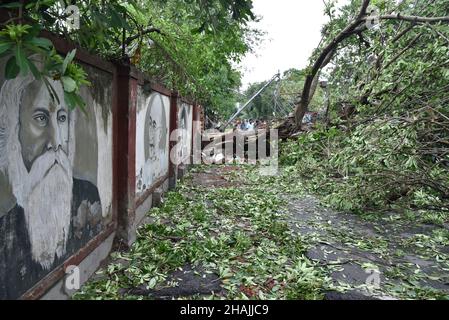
[147,116,157,161]
[19,80,69,172]
[179,106,188,159]
[0,76,74,270]
[143,93,168,164]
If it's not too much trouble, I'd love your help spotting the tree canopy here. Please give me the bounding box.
[293,0,449,127]
[0,0,260,113]
[281,0,449,219]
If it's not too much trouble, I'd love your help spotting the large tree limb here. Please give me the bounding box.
[294,0,371,128]
[344,12,449,37]
[293,0,449,128]
[378,13,449,24]
[125,27,163,45]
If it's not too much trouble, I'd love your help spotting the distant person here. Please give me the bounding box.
[235,119,241,130]
[247,120,255,131]
[240,120,248,131]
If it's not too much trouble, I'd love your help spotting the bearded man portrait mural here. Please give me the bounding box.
[136,91,169,197]
[178,103,192,164]
[0,62,112,299]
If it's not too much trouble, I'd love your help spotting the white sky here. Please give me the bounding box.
[239,0,349,89]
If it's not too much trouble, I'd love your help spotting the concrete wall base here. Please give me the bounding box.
[40,232,116,300]
[169,175,177,189]
[135,194,153,228]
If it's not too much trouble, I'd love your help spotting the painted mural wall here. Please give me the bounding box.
[135,88,170,198]
[177,102,193,164]
[0,60,114,299]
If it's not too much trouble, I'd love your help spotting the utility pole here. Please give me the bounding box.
[220,72,280,131]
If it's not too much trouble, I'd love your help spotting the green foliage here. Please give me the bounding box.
[281,114,449,219]
[73,166,327,300]
[1,0,259,115]
[0,22,89,109]
[279,0,449,221]
[135,0,261,117]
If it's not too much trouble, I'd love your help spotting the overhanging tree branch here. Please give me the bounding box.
[125,27,164,45]
[294,0,371,128]
[378,13,449,24]
[293,0,449,128]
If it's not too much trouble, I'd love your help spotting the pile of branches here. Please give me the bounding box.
[280,105,449,216]
[279,0,449,220]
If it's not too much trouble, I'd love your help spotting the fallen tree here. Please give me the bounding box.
[280,0,449,221]
[294,0,449,129]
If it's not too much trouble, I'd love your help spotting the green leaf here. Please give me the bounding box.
[43,78,60,104]
[73,93,86,110]
[22,25,42,41]
[15,45,29,75]
[0,50,11,59]
[64,91,77,110]
[0,42,12,55]
[5,56,20,79]
[62,76,77,92]
[148,277,157,289]
[62,49,77,75]
[64,91,86,113]
[108,7,126,29]
[27,59,41,80]
[29,37,53,49]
